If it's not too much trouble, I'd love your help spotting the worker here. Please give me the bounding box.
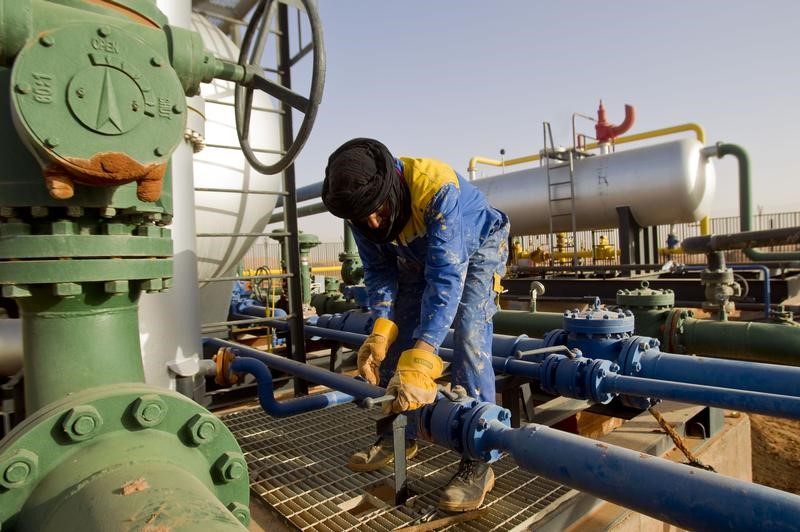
[321,138,509,512]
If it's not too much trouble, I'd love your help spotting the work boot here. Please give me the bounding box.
[438,458,495,512]
[347,437,419,472]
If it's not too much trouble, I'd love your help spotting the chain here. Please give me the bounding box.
[648,406,716,472]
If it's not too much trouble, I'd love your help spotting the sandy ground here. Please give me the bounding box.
[749,414,800,495]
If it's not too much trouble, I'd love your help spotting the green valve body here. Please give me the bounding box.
[0,1,249,529]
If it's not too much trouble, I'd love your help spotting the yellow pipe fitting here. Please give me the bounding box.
[310,265,343,273]
[585,123,706,150]
[467,153,541,173]
[552,250,594,260]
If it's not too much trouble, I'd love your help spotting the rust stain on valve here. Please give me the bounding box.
[120,477,151,495]
[44,152,166,202]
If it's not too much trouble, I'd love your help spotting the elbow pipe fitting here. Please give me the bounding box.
[203,337,385,400]
[704,143,800,262]
[595,103,636,143]
[230,356,355,417]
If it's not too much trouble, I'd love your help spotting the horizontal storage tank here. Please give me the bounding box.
[190,15,283,326]
[474,138,715,236]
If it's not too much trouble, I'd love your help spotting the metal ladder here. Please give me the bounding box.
[196,4,310,397]
[542,122,579,267]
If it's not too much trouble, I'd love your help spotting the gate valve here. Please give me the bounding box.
[595,101,636,143]
[0,0,324,203]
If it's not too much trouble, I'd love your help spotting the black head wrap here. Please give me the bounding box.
[322,138,411,244]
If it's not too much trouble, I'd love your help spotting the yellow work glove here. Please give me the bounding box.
[357,317,398,385]
[384,349,444,414]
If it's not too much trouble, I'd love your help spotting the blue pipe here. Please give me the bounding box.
[211,327,800,528]
[604,373,800,420]
[482,419,800,531]
[231,357,356,417]
[304,318,800,401]
[292,325,544,381]
[732,264,771,319]
[237,304,269,318]
[534,332,800,399]
[203,338,385,399]
[639,350,800,398]
[264,317,547,358]
[300,324,800,419]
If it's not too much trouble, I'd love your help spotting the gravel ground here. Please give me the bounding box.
[749,414,800,495]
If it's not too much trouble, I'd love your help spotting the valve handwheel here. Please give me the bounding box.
[234,0,326,175]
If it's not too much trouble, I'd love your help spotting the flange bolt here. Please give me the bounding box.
[214,452,248,483]
[228,502,251,525]
[62,405,103,442]
[0,450,38,489]
[186,413,219,445]
[131,395,168,428]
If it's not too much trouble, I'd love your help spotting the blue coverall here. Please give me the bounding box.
[351,157,509,437]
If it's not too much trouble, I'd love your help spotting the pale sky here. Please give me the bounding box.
[269,0,800,241]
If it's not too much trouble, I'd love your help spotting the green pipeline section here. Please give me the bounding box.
[0,1,254,529]
[711,143,800,262]
[0,384,250,531]
[17,286,145,412]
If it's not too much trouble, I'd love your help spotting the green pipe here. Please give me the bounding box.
[679,318,800,366]
[492,310,564,338]
[18,285,145,412]
[23,463,247,531]
[344,223,357,256]
[340,223,363,286]
[310,293,358,315]
[716,143,800,261]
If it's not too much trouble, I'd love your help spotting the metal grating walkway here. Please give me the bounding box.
[221,403,573,531]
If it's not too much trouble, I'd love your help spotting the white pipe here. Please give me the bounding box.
[138,0,201,389]
[0,320,23,376]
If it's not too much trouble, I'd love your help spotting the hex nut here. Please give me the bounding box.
[141,278,164,292]
[62,405,103,442]
[214,452,248,483]
[2,285,32,298]
[104,280,129,294]
[66,206,84,217]
[131,395,168,428]
[227,502,251,525]
[0,449,38,489]
[51,220,78,235]
[185,413,219,446]
[53,283,83,297]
